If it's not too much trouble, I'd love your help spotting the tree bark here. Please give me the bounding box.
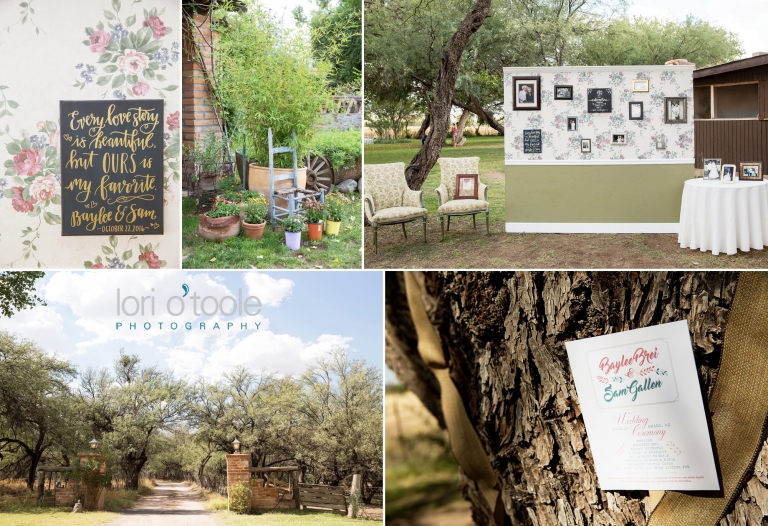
[124,451,148,490]
[453,95,505,136]
[456,109,472,143]
[386,271,768,526]
[404,0,492,189]
[416,114,431,139]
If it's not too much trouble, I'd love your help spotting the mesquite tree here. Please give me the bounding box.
[386,271,768,525]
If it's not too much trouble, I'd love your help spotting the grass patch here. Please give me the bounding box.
[182,194,362,269]
[214,508,376,524]
[204,490,229,511]
[0,510,117,526]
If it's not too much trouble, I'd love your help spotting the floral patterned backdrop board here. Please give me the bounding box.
[0,0,180,269]
[503,65,694,165]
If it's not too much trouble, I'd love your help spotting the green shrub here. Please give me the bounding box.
[281,215,304,233]
[242,197,268,224]
[307,129,361,170]
[228,482,251,514]
[212,3,334,168]
[325,192,349,222]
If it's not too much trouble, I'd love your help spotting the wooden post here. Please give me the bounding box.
[347,473,362,519]
[291,470,300,509]
[36,470,44,504]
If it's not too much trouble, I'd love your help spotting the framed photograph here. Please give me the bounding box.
[739,162,763,181]
[513,76,541,110]
[632,79,650,92]
[611,133,627,145]
[721,164,736,184]
[587,88,612,113]
[580,139,591,153]
[567,116,578,131]
[554,85,573,100]
[702,158,722,180]
[665,97,687,124]
[455,174,479,199]
[628,101,643,120]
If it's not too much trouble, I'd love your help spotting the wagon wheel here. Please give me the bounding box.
[305,153,335,193]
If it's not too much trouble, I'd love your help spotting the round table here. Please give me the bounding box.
[678,178,768,255]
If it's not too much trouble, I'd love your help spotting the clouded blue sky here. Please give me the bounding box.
[0,271,383,379]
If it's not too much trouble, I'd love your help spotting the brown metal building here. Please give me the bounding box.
[693,53,768,170]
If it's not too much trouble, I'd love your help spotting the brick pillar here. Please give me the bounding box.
[182,13,224,150]
[78,453,106,511]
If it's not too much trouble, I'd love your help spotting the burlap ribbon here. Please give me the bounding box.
[404,272,502,524]
[648,272,768,525]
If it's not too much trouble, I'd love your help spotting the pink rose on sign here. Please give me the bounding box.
[11,187,37,213]
[132,81,151,96]
[138,250,162,269]
[166,111,180,131]
[13,148,43,176]
[89,30,111,55]
[30,175,59,201]
[142,16,166,39]
[117,49,149,76]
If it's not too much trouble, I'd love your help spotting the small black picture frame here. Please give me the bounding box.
[513,76,541,111]
[628,101,643,121]
[554,85,573,100]
[566,116,578,131]
[580,138,591,153]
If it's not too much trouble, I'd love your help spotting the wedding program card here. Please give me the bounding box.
[566,321,719,490]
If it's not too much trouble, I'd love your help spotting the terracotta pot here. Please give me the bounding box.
[248,164,307,217]
[242,220,266,240]
[325,220,341,236]
[199,214,241,242]
[307,222,323,241]
[285,231,301,250]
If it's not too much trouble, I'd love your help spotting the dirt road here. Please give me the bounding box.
[108,481,218,526]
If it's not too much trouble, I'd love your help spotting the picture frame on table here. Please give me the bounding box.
[580,138,591,153]
[611,133,627,145]
[628,101,643,120]
[632,79,650,92]
[513,76,541,110]
[739,162,763,181]
[455,174,479,199]
[567,116,578,131]
[703,158,722,180]
[721,164,736,184]
[554,85,573,100]
[665,97,687,124]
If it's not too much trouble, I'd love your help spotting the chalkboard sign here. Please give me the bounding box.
[60,100,164,236]
[587,88,612,113]
[523,129,542,154]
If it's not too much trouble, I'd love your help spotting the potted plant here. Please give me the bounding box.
[212,7,334,206]
[303,199,325,241]
[324,193,348,236]
[240,196,268,240]
[282,215,304,250]
[199,196,241,242]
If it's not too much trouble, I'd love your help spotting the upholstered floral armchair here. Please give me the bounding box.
[435,157,490,240]
[363,162,428,254]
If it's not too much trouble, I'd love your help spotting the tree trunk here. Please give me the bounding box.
[404,0,491,189]
[416,114,431,139]
[453,94,505,136]
[124,452,148,490]
[456,109,472,143]
[386,271,768,526]
[26,451,42,491]
[198,452,212,488]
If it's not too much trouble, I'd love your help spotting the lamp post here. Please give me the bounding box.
[232,438,241,453]
[89,438,100,451]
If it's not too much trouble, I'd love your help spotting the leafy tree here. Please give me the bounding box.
[365,96,421,140]
[305,0,362,89]
[0,332,79,489]
[0,271,45,317]
[579,15,743,67]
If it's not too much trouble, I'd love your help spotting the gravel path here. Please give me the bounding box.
[107,481,218,526]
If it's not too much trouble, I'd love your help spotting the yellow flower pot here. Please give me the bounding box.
[325,220,341,236]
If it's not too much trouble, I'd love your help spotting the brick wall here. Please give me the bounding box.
[226,454,251,488]
[54,486,74,507]
[182,13,223,149]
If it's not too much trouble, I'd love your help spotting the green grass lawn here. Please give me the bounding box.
[213,509,378,525]
[363,137,768,269]
[182,194,362,269]
[0,510,118,526]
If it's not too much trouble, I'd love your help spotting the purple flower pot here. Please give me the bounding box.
[285,231,301,250]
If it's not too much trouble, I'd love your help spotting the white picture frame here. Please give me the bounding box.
[721,164,736,184]
[632,79,650,92]
[611,133,627,145]
[702,158,722,180]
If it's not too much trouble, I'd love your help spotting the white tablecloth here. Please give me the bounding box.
[678,179,768,255]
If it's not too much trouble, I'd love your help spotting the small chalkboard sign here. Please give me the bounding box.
[60,100,164,236]
[587,88,612,113]
[523,129,542,154]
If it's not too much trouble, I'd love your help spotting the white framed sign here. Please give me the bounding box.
[566,321,719,490]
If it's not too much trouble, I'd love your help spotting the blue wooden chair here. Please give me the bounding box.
[268,128,325,231]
